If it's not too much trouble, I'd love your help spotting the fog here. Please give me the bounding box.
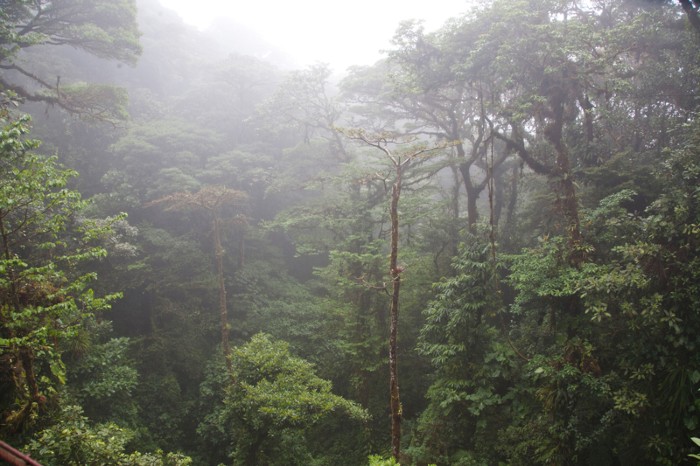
[159,0,471,70]
[2,0,700,465]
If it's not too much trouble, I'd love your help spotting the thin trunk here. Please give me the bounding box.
[245,431,266,466]
[19,349,40,400]
[213,217,232,374]
[504,162,520,239]
[544,108,583,252]
[238,236,245,268]
[448,164,461,260]
[356,289,372,409]
[389,167,402,461]
[457,141,480,231]
[332,128,350,161]
[493,167,504,228]
[463,174,480,234]
[497,117,581,250]
[347,132,433,461]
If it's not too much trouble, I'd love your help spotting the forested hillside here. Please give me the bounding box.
[2,1,700,465]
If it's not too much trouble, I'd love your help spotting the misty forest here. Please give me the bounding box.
[2,0,700,465]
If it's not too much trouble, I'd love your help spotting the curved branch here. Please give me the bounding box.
[1,63,57,91]
[491,128,554,176]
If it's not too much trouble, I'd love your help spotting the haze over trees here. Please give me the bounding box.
[2,0,700,465]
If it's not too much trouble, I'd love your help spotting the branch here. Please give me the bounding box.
[1,63,58,91]
[337,127,398,163]
[491,127,554,176]
[354,274,389,295]
[680,0,700,34]
[0,74,60,106]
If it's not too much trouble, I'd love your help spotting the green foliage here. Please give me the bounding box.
[0,0,141,120]
[234,258,347,376]
[690,437,700,464]
[497,130,700,464]
[5,0,700,464]
[0,114,122,434]
[410,235,510,465]
[24,404,192,466]
[107,118,221,202]
[0,0,141,63]
[67,328,139,425]
[407,120,700,463]
[197,333,368,465]
[245,331,366,427]
[367,454,400,466]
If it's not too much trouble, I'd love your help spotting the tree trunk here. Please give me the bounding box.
[346,131,434,461]
[457,142,480,231]
[389,168,402,461]
[504,161,521,239]
[679,0,700,34]
[19,349,40,400]
[464,176,480,234]
[448,164,461,260]
[544,102,583,254]
[213,217,232,374]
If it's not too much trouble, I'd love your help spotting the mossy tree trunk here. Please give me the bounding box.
[343,129,443,461]
[150,186,246,376]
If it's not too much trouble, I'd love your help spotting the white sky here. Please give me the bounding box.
[158,0,471,70]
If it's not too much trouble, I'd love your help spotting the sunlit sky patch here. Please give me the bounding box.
[158,0,470,70]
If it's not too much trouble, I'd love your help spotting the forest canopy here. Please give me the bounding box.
[2,0,700,465]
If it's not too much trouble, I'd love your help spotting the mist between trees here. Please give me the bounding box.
[2,1,700,465]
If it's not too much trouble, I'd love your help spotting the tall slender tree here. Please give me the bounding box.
[345,129,441,460]
[149,186,247,375]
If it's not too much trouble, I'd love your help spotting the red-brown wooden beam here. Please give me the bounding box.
[0,441,43,466]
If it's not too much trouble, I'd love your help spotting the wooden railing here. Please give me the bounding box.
[0,441,43,466]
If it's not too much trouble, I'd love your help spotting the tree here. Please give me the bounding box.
[385,20,510,233]
[411,236,510,465]
[270,144,395,448]
[0,0,141,119]
[344,129,442,461]
[256,63,349,160]
[197,333,368,465]
[67,325,139,426]
[675,0,700,32]
[0,112,121,434]
[644,0,700,35]
[24,404,192,465]
[106,118,222,207]
[150,186,247,375]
